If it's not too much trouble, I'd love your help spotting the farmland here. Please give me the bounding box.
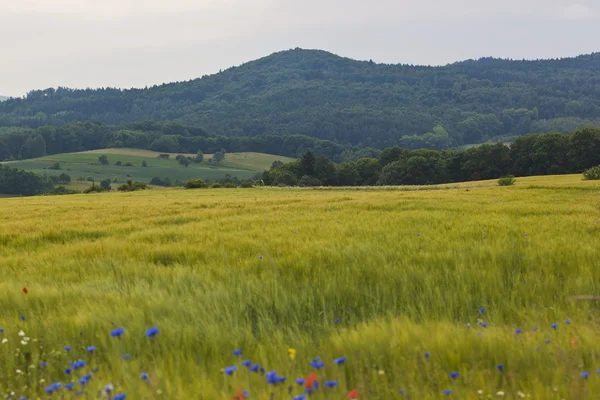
[2,149,294,186]
[0,174,599,399]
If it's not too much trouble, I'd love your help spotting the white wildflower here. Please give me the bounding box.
[17,330,25,337]
[20,341,27,346]
[2,338,7,344]
[496,391,505,396]
[477,390,484,395]
[16,369,22,374]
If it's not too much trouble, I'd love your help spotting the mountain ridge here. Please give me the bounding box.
[2,48,600,149]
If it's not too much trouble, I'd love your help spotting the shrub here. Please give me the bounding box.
[98,155,109,165]
[117,180,148,192]
[47,186,79,195]
[83,184,104,193]
[115,161,122,166]
[48,162,61,170]
[583,165,600,180]
[124,162,134,167]
[99,179,112,191]
[498,175,516,186]
[150,177,173,187]
[240,182,253,188]
[141,160,148,167]
[223,183,238,188]
[58,173,71,183]
[184,179,208,189]
[210,183,222,188]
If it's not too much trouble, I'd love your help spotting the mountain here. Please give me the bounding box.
[0,96,8,102]
[1,49,600,149]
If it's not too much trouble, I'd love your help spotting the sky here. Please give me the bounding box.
[1,0,599,97]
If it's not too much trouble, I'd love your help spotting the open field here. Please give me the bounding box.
[2,149,294,185]
[0,175,599,399]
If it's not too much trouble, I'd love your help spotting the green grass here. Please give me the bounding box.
[0,174,599,399]
[2,149,294,185]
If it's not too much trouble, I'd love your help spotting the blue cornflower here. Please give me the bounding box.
[21,315,25,320]
[479,307,485,313]
[224,366,237,375]
[40,361,48,368]
[233,349,243,356]
[565,319,572,325]
[86,346,96,353]
[449,372,460,379]
[479,322,488,328]
[496,364,504,372]
[293,395,307,400]
[18,398,26,400]
[310,358,325,369]
[111,327,125,337]
[551,323,558,329]
[64,346,71,352]
[78,377,88,385]
[515,329,522,334]
[114,394,127,400]
[73,360,87,369]
[64,368,72,375]
[45,383,62,394]
[249,363,259,372]
[65,383,75,390]
[334,318,341,324]
[0,328,4,333]
[140,372,149,380]
[324,380,338,388]
[597,369,600,374]
[425,352,431,359]
[241,360,252,367]
[295,378,305,385]
[443,389,453,396]
[334,357,346,364]
[259,256,263,260]
[276,376,287,384]
[243,391,249,399]
[581,372,590,379]
[265,371,277,384]
[145,327,160,337]
[121,354,131,360]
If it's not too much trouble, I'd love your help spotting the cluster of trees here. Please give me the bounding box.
[0,121,357,162]
[263,127,600,186]
[2,49,600,149]
[0,164,54,195]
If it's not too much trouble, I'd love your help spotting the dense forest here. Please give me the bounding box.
[263,127,600,186]
[2,49,600,149]
[0,121,373,162]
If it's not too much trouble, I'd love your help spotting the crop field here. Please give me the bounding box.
[2,149,294,185]
[0,174,599,399]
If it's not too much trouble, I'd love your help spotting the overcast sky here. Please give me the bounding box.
[1,0,599,97]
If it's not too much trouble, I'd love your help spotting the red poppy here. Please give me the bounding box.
[233,390,246,400]
[347,389,358,399]
[22,287,28,295]
[305,372,318,390]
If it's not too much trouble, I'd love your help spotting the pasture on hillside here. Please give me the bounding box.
[0,174,599,399]
[2,149,294,186]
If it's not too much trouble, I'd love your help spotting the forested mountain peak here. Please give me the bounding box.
[2,49,600,149]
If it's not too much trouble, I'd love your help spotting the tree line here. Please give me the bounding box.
[1,49,600,149]
[262,127,600,186]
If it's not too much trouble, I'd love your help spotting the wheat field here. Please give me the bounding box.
[0,174,599,399]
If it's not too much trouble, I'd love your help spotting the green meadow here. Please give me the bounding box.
[0,174,599,399]
[2,149,294,185]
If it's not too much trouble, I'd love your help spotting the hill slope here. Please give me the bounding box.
[2,49,600,147]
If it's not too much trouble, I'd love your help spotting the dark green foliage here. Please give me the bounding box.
[194,150,204,163]
[583,166,600,180]
[212,150,225,164]
[58,172,71,183]
[46,186,78,195]
[223,183,238,188]
[3,49,600,149]
[210,183,222,188]
[150,177,173,187]
[99,179,112,191]
[123,162,134,167]
[115,161,122,166]
[19,134,46,159]
[176,154,191,167]
[498,175,516,186]
[117,180,148,191]
[298,175,322,187]
[240,182,253,188]
[98,155,109,165]
[141,160,148,167]
[184,178,208,189]
[301,150,316,176]
[0,164,53,196]
[48,162,61,170]
[83,184,105,193]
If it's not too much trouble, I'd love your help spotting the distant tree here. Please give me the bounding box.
[58,172,71,183]
[150,136,176,153]
[98,155,109,165]
[115,160,122,166]
[48,162,61,170]
[141,160,148,167]
[176,154,191,167]
[270,160,284,170]
[99,179,112,191]
[19,134,46,159]
[301,149,316,176]
[336,162,360,186]
[212,150,225,164]
[194,150,204,163]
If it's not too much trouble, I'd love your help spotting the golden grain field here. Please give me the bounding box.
[0,174,599,399]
